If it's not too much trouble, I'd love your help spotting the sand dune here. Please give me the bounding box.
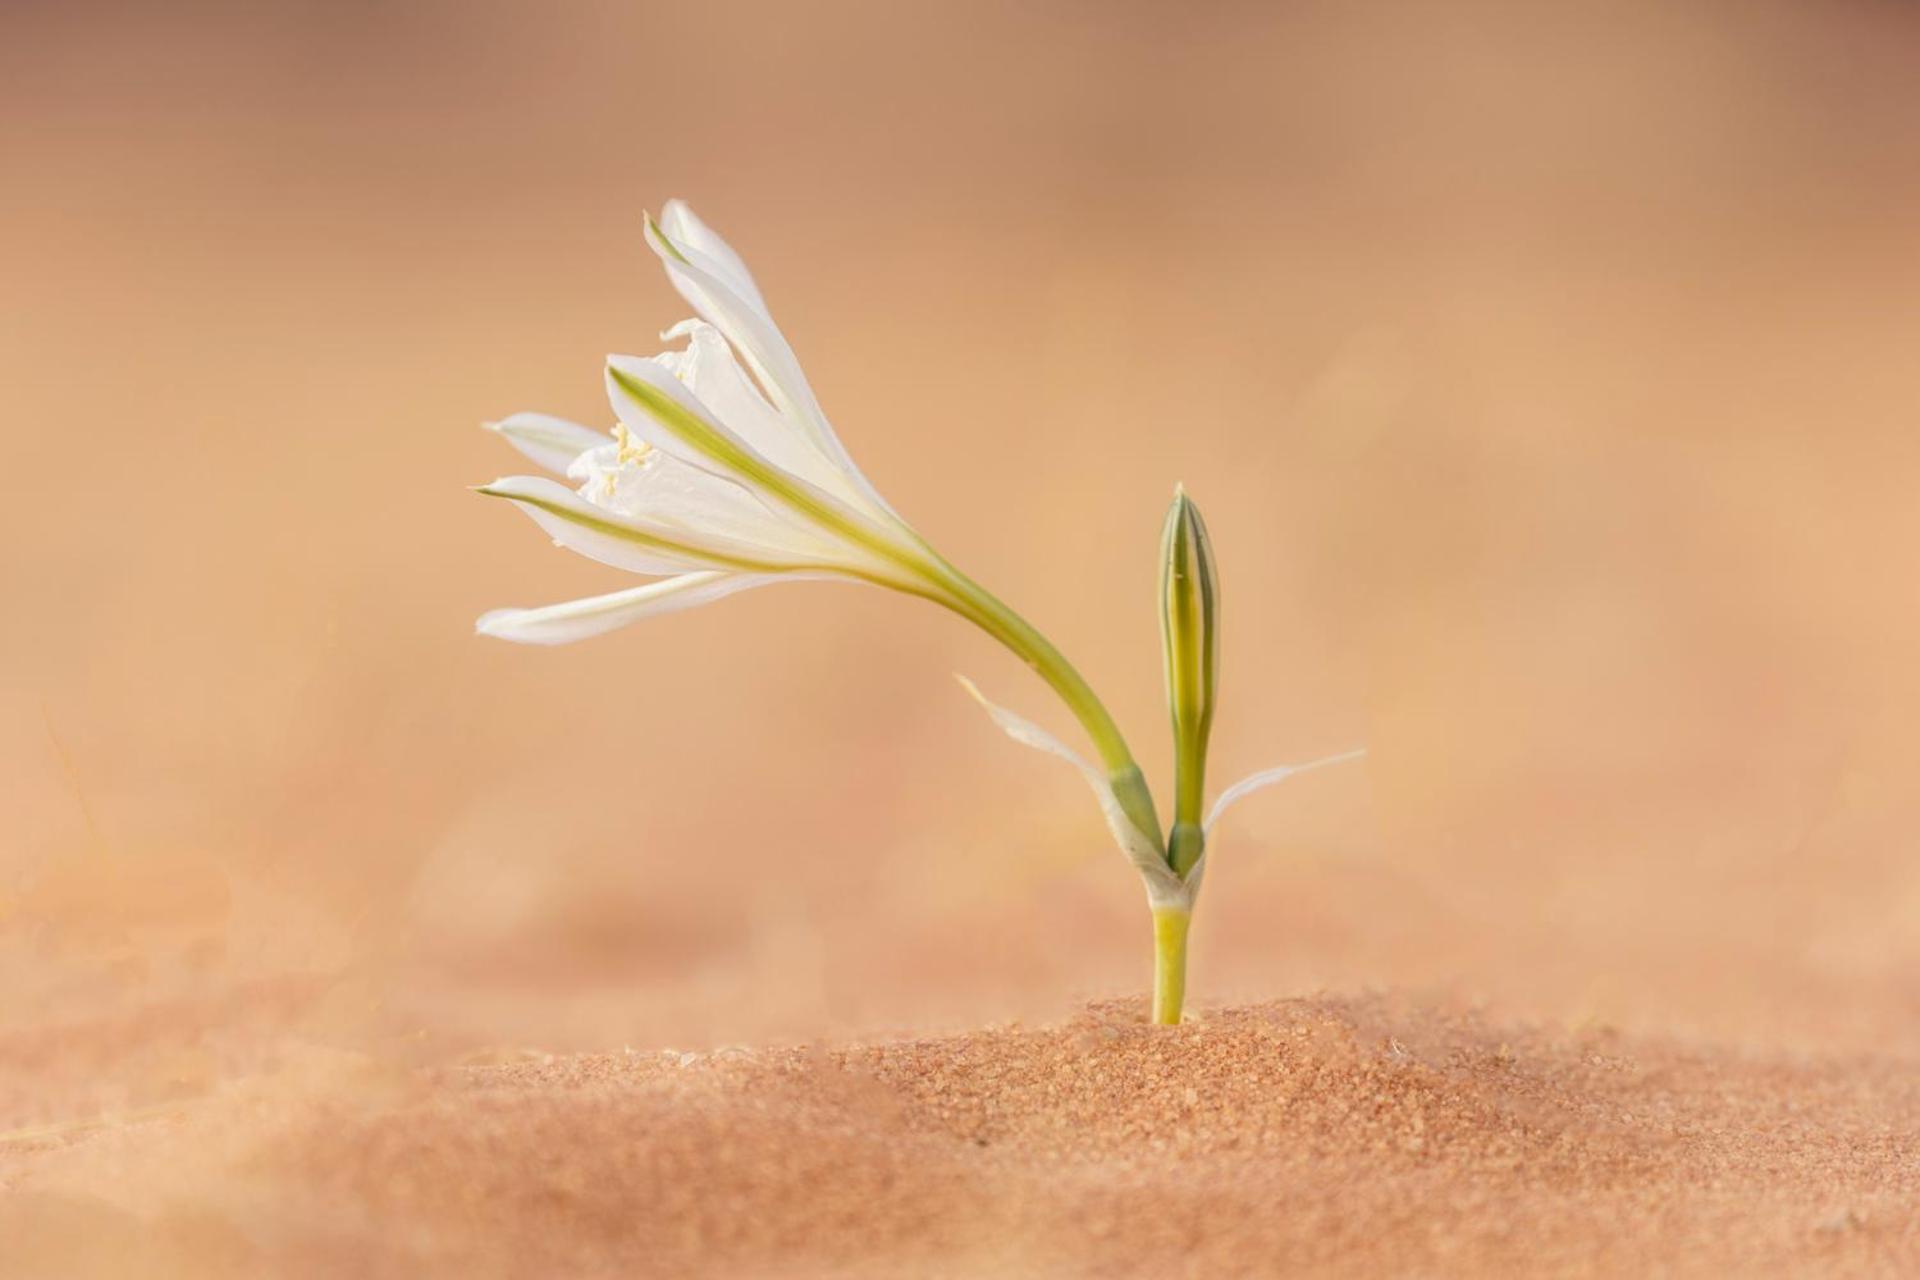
[8,995,1917,1277]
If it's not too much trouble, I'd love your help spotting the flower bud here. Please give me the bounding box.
[1159,486,1219,876]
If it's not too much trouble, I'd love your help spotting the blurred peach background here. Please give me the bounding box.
[5,0,1920,1132]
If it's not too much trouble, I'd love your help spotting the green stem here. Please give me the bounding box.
[1151,907,1191,1024]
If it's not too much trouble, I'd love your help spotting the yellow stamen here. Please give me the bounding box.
[614,421,652,466]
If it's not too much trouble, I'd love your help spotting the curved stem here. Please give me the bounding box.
[935,569,1129,768]
[602,364,1157,826]
[911,557,1165,853]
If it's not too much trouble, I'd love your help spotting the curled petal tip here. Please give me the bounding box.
[643,211,690,265]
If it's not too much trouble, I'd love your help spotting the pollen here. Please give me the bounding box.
[614,422,652,466]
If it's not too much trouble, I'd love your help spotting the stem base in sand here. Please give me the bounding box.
[1151,907,1192,1025]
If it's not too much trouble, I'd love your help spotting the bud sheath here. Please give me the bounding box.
[1159,487,1219,877]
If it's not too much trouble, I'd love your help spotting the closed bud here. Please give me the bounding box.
[1159,486,1219,877]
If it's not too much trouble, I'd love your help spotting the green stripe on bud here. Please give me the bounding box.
[1159,486,1219,877]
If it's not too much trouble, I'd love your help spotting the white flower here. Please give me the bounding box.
[476,203,937,644]
[477,203,1157,846]
[478,205,1154,845]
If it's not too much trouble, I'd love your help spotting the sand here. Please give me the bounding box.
[6,994,1917,1278]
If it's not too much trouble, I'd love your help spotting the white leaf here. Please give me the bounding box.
[1205,748,1367,833]
[955,675,1186,907]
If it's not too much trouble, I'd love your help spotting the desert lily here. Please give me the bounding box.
[476,200,1362,1023]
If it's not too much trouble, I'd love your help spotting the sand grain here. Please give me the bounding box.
[7,995,1917,1277]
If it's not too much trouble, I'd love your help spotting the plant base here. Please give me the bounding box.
[1151,907,1192,1025]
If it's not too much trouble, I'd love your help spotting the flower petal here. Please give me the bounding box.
[1204,749,1368,833]
[659,200,769,317]
[603,355,911,577]
[955,675,1186,907]
[645,205,893,516]
[485,413,606,475]
[645,207,815,425]
[660,320,874,510]
[565,442,847,564]
[477,571,793,644]
[477,474,795,576]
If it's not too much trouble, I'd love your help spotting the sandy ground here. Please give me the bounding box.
[6,995,1918,1278]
